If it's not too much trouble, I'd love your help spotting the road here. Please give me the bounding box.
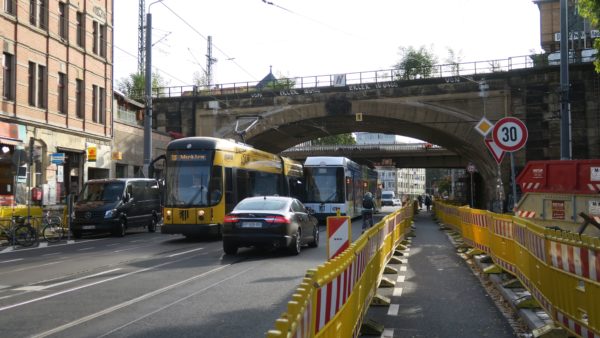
[0,210,389,338]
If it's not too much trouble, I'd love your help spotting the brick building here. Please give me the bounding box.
[1,0,113,205]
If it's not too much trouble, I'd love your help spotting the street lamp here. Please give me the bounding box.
[143,0,165,178]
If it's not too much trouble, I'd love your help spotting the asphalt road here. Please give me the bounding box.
[0,211,388,338]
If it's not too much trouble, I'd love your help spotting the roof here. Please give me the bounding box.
[256,67,277,89]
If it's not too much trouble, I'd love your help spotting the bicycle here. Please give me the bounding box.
[361,209,374,232]
[0,216,38,247]
[41,212,65,243]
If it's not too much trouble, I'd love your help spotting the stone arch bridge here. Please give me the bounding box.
[153,59,599,208]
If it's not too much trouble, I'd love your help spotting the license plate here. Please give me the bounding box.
[82,225,96,230]
[242,222,262,228]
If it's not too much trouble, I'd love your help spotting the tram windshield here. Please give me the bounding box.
[165,150,221,207]
[304,167,345,203]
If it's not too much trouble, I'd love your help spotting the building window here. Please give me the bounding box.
[2,52,15,100]
[28,62,46,108]
[76,79,84,118]
[29,0,47,29]
[4,0,15,15]
[98,86,105,124]
[92,21,98,54]
[58,2,68,39]
[100,24,107,57]
[37,64,46,108]
[58,72,67,114]
[76,12,84,47]
[92,85,97,122]
[116,164,127,178]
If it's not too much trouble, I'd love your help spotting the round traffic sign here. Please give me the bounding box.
[492,117,528,152]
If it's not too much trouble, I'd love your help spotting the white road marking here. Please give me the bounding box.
[393,287,403,297]
[42,252,60,256]
[399,266,407,272]
[0,258,24,264]
[31,264,243,338]
[396,275,405,283]
[0,260,65,275]
[77,247,94,251]
[0,250,210,313]
[381,328,394,338]
[168,247,203,257]
[43,268,122,289]
[387,303,400,316]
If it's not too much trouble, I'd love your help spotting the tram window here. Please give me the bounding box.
[225,167,234,212]
[236,169,249,202]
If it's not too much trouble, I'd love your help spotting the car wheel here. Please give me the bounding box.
[288,230,301,255]
[148,216,157,233]
[308,225,319,248]
[113,218,126,237]
[223,240,238,255]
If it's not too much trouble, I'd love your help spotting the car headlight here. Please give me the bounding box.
[104,209,117,218]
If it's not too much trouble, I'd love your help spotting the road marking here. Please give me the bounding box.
[393,287,403,297]
[77,247,94,251]
[42,253,60,257]
[168,247,203,257]
[31,264,244,338]
[0,260,65,275]
[399,266,407,272]
[397,275,405,283]
[0,258,24,264]
[387,303,399,316]
[12,269,122,291]
[0,250,213,313]
[381,328,394,338]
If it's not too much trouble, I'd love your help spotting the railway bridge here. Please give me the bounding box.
[152,57,600,207]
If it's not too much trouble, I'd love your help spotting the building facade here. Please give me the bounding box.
[1,0,114,206]
[355,132,426,201]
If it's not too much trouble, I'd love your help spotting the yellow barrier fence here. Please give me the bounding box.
[266,205,414,338]
[433,201,600,338]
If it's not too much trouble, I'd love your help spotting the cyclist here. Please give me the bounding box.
[362,192,375,232]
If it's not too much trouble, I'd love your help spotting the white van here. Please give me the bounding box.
[381,191,400,206]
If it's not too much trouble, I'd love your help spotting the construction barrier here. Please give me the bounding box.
[433,201,600,338]
[266,205,414,338]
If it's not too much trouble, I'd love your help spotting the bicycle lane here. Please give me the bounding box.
[360,209,517,338]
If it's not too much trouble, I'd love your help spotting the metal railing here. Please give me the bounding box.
[281,143,443,155]
[150,52,592,99]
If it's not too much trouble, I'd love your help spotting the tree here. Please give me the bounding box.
[578,0,600,71]
[394,45,438,80]
[444,47,463,76]
[116,72,167,101]
[311,133,356,146]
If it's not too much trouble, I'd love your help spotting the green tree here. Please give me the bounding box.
[444,47,463,76]
[394,45,438,80]
[578,0,600,71]
[116,72,167,101]
[311,133,356,146]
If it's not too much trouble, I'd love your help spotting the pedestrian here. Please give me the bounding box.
[417,195,423,209]
[362,192,375,232]
[425,194,432,211]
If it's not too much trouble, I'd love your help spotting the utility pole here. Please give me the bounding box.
[138,0,146,75]
[560,0,572,160]
[206,36,217,88]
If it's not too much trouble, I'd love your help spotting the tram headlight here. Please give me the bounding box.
[197,209,205,220]
[165,209,172,221]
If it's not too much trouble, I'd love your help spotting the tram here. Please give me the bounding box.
[303,156,379,222]
[160,137,304,238]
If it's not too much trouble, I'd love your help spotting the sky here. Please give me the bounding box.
[113,0,542,88]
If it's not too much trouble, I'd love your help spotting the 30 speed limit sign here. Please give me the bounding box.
[492,117,528,152]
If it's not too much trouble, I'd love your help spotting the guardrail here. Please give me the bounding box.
[266,205,414,337]
[434,201,600,338]
[147,52,594,99]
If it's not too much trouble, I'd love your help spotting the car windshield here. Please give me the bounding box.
[382,193,393,199]
[235,199,287,211]
[79,182,124,202]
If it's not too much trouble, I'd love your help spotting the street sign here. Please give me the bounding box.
[326,215,351,260]
[50,152,65,164]
[467,163,476,173]
[475,117,493,137]
[485,139,505,164]
[492,117,528,152]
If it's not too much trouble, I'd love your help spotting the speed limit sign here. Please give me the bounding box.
[492,117,528,152]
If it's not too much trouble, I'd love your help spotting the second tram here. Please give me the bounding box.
[303,156,379,222]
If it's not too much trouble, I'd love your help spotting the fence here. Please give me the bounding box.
[266,204,413,337]
[434,202,600,338]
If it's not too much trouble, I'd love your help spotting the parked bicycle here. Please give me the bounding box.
[0,216,38,247]
[41,212,65,243]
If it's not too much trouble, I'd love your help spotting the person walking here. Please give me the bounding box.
[362,192,375,232]
[424,194,432,212]
[417,195,423,210]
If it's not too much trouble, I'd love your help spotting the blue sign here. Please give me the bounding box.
[50,153,65,164]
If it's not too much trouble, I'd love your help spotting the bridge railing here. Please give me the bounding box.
[280,143,444,155]
[150,53,576,99]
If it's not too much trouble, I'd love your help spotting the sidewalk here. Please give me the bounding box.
[360,209,518,338]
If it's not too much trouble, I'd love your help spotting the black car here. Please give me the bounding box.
[222,196,319,255]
